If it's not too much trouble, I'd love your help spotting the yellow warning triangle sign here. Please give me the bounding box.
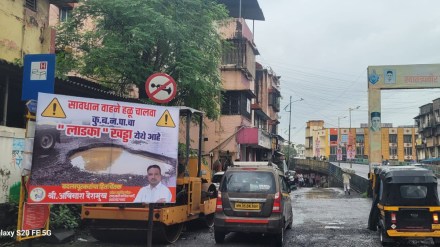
[156,110,176,128]
[41,98,66,118]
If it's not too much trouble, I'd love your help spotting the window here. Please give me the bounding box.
[404,147,412,156]
[330,146,337,155]
[356,134,364,143]
[25,0,36,11]
[356,146,364,156]
[212,173,223,183]
[403,135,412,143]
[223,171,275,194]
[60,7,73,22]
[221,92,251,119]
[268,93,280,111]
[280,176,289,192]
[221,93,240,115]
[389,134,397,143]
[389,146,397,157]
[400,185,427,199]
[254,115,267,131]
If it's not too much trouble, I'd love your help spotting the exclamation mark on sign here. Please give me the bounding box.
[165,114,168,125]
[52,103,56,115]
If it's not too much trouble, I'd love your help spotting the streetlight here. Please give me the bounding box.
[348,106,360,168]
[348,106,360,130]
[284,96,303,165]
[337,116,347,167]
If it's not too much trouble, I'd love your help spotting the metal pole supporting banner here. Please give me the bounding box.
[147,203,154,247]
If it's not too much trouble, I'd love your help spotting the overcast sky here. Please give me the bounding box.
[250,0,440,145]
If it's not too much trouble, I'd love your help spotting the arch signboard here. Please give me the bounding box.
[368,64,440,167]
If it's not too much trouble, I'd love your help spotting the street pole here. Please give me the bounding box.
[348,106,360,168]
[287,96,292,165]
[337,116,346,167]
[284,96,303,166]
[338,117,341,167]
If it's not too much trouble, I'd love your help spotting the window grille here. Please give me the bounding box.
[25,0,37,11]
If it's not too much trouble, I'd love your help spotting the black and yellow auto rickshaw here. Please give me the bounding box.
[368,165,440,246]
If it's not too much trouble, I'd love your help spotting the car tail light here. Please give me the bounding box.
[433,213,439,224]
[216,192,223,212]
[272,192,281,213]
[391,212,397,224]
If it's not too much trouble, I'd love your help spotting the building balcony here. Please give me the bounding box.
[49,0,78,8]
[236,127,272,149]
[251,102,262,110]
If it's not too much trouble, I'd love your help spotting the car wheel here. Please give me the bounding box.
[286,217,293,230]
[273,227,284,246]
[203,213,214,228]
[37,134,56,151]
[214,230,225,243]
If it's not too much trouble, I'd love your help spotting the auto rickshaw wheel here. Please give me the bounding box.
[433,237,440,246]
[379,228,394,246]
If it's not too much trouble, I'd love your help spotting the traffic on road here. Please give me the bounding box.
[15,185,438,247]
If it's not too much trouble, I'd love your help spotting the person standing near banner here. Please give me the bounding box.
[134,165,172,203]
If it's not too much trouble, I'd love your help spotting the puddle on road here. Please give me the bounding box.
[70,147,173,176]
[305,189,337,199]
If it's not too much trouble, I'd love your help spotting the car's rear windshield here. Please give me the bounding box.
[221,171,275,193]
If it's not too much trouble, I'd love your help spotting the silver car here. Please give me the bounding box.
[212,171,224,191]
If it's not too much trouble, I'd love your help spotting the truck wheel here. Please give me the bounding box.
[214,230,225,243]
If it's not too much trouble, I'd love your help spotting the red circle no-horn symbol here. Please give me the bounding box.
[145,73,177,104]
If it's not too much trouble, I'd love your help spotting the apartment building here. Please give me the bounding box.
[0,0,80,204]
[203,1,283,166]
[415,98,440,162]
[305,120,418,163]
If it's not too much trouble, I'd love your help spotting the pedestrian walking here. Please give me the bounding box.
[342,172,351,195]
[315,174,321,188]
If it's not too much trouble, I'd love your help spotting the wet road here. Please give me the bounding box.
[13,187,437,247]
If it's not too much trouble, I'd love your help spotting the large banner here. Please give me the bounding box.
[368,64,440,89]
[27,93,179,204]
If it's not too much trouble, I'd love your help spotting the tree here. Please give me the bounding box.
[282,143,297,162]
[56,0,228,119]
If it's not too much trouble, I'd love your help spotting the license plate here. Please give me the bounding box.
[432,224,440,230]
[235,202,260,210]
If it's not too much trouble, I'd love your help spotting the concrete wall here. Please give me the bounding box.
[0,126,26,203]
[292,158,370,194]
[0,0,52,62]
